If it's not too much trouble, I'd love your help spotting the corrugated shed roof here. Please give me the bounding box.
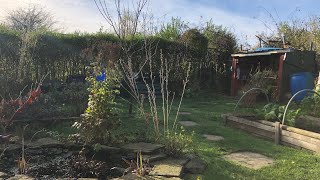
[232,48,294,58]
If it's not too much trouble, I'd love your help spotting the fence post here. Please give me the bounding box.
[275,122,280,144]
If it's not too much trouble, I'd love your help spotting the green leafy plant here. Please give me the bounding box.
[73,66,121,144]
[255,103,300,126]
[241,69,276,95]
[160,127,195,157]
[255,103,281,121]
[300,93,320,118]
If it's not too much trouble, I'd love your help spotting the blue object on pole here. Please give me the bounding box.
[290,72,314,102]
[96,70,106,81]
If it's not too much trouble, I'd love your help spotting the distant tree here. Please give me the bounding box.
[203,20,237,64]
[180,28,208,58]
[6,5,55,33]
[4,5,56,83]
[158,17,188,40]
[255,16,320,53]
[278,17,320,51]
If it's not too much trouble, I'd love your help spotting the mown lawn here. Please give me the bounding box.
[177,92,320,180]
[51,91,320,180]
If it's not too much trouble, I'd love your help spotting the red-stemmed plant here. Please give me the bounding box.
[0,75,47,135]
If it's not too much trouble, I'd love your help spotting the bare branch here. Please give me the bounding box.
[6,4,56,32]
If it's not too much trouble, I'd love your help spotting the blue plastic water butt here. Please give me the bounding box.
[290,72,314,102]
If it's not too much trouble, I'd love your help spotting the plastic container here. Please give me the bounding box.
[290,72,314,102]
[96,71,106,81]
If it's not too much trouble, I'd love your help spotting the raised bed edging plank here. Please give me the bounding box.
[227,120,274,140]
[281,125,320,140]
[223,115,320,153]
[227,116,275,133]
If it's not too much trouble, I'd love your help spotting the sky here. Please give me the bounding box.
[0,0,319,46]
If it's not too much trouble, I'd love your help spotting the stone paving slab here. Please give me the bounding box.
[149,164,183,177]
[112,173,182,180]
[149,158,189,177]
[178,112,192,115]
[178,121,199,127]
[151,158,189,166]
[152,176,182,180]
[7,175,34,180]
[121,142,164,154]
[0,172,8,178]
[27,137,63,148]
[223,152,274,170]
[184,158,207,174]
[143,153,167,162]
[203,134,224,141]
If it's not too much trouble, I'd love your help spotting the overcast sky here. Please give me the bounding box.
[0,0,318,45]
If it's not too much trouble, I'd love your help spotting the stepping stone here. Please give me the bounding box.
[111,174,182,180]
[184,157,207,174]
[149,164,183,177]
[121,142,164,154]
[203,134,224,141]
[150,157,189,177]
[8,175,34,180]
[27,137,63,148]
[0,172,9,179]
[152,158,190,166]
[178,111,191,115]
[143,153,167,162]
[226,103,236,105]
[178,121,199,127]
[223,152,274,170]
[152,176,182,180]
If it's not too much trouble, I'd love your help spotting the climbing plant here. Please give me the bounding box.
[73,66,121,144]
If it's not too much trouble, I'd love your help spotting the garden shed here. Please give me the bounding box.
[231,48,318,101]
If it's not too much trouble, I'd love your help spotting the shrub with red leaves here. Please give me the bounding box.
[0,85,42,133]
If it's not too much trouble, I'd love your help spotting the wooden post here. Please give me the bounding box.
[221,114,228,126]
[275,122,280,144]
[276,54,285,101]
[231,58,238,96]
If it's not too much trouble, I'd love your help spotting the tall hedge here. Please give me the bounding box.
[0,27,236,96]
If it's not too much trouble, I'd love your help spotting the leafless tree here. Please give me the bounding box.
[6,5,55,33]
[94,0,154,115]
[94,0,191,138]
[94,0,148,39]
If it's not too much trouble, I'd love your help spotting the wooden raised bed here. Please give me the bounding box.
[222,114,320,153]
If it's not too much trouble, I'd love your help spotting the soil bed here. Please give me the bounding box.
[0,141,124,179]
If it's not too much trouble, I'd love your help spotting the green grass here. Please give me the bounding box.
[49,91,320,179]
[176,92,320,180]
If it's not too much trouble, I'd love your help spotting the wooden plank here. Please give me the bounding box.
[227,120,274,140]
[281,135,320,153]
[275,122,280,145]
[281,125,320,140]
[281,130,320,146]
[258,120,275,127]
[227,116,275,132]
